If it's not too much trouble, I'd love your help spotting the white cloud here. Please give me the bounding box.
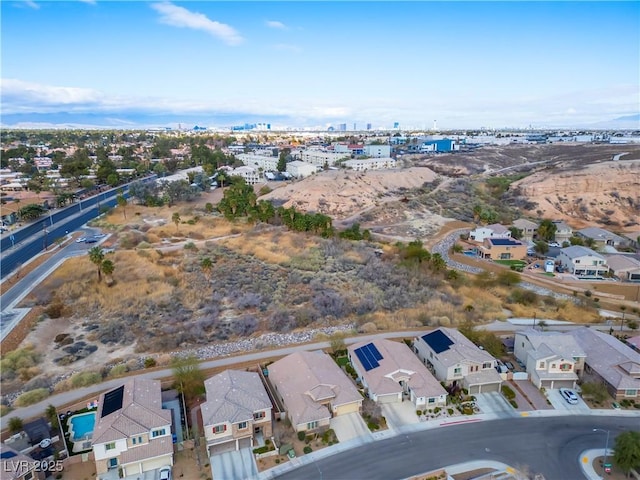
[272,43,302,53]
[151,2,243,46]
[266,20,287,29]
[78,0,97,5]
[23,0,39,9]
[1,78,104,111]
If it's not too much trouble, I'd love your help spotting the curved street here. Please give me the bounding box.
[270,415,636,480]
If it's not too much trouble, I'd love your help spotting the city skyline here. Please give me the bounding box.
[1,1,639,129]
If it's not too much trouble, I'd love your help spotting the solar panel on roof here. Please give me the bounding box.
[422,330,453,354]
[101,385,125,418]
[354,345,379,371]
[354,348,372,371]
[366,343,383,361]
[0,451,17,459]
[490,238,518,246]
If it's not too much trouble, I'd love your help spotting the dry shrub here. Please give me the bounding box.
[358,322,378,333]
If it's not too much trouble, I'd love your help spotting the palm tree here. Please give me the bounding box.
[101,259,115,283]
[88,246,105,282]
[172,212,181,233]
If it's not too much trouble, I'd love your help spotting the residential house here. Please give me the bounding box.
[348,339,447,408]
[514,329,586,389]
[469,224,511,243]
[413,328,503,394]
[512,218,538,243]
[201,370,273,455]
[343,157,396,171]
[605,255,640,282]
[92,379,173,478]
[477,237,527,260]
[267,351,362,432]
[566,327,640,400]
[551,221,573,244]
[286,160,317,179]
[0,443,45,480]
[576,227,627,249]
[557,246,608,277]
[621,231,640,249]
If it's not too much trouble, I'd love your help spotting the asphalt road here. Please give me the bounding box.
[274,416,636,480]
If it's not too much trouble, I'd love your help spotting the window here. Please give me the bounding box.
[105,442,116,451]
[625,389,637,397]
[238,421,248,430]
[551,364,556,369]
[152,429,166,438]
[454,367,461,375]
[428,397,435,404]
[24,473,33,480]
[254,411,265,420]
[482,362,491,369]
[539,362,545,369]
[575,260,580,264]
[307,421,319,430]
[132,436,143,445]
[560,363,572,371]
[213,424,226,434]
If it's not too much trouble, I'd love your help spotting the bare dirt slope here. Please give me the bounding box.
[262,167,438,219]
[510,159,640,230]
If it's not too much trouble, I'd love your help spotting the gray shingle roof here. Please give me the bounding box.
[559,245,604,260]
[201,370,272,427]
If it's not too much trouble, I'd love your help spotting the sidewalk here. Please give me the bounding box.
[580,448,613,480]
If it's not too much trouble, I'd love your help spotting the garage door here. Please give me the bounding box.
[468,385,480,395]
[376,393,400,404]
[334,401,361,416]
[141,454,173,472]
[550,380,575,390]
[479,383,501,393]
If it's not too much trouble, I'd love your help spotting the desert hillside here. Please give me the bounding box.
[262,167,438,220]
[509,159,640,230]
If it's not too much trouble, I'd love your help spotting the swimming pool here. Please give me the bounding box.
[68,412,96,442]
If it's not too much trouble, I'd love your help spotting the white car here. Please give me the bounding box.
[159,466,172,480]
[76,237,87,243]
[560,388,578,405]
[548,242,560,247]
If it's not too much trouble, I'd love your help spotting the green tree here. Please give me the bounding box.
[101,259,115,281]
[200,257,213,280]
[18,203,46,221]
[45,404,59,429]
[116,193,127,219]
[171,355,205,404]
[508,226,523,240]
[88,246,105,282]
[497,270,521,286]
[613,431,640,477]
[172,212,181,233]
[430,253,447,271]
[534,240,549,255]
[579,382,608,403]
[277,148,290,172]
[537,219,557,242]
[8,417,23,433]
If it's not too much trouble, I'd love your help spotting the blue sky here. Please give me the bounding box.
[1,1,639,128]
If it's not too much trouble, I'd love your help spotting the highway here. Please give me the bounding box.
[274,415,635,480]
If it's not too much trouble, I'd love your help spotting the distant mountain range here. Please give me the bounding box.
[1,111,638,131]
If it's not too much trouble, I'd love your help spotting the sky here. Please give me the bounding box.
[1,1,639,129]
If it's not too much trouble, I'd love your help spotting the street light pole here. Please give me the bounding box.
[593,428,610,478]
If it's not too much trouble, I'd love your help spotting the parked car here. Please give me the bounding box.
[560,388,579,405]
[159,466,172,480]
[76,237,87,243]
[504,361,514,371]
[516,359,526,369]
[84,237,98,244]
[612,402,621,410]
[548,242,560,247]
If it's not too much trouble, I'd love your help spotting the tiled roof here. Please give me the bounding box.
[0,443,38,480]
[268,351,361,427]
[118,436,173,466]
[559,245,605,260]
[517,329,586,361]
[566,328,640,391]
[349,339,446,399]
[92,379,171,444]
[420,327,498,367]
[202,370,272,427]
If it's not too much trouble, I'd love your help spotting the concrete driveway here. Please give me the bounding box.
[330,412,371,442]
[381,402,420,430]
[210,447,258,480]
[474,392,516,416]
[547,389,591,413]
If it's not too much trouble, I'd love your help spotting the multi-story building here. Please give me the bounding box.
[236,154,279,172]
[364,144,391,158]
[413,328,503,394]
[468,224,511,243]
[286,161,317,179]
[557,246,608,277]
[92,379,173,478]
[292,149,350,168]
[343,157,396,171]
[477,237,527,260]
[514,329,585,389]
[348,339,447,408]
[512,218,538,243]
[229,166,262,185]
[201,370,273,454]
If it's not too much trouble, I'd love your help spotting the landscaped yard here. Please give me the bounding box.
[494,260,527,268]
